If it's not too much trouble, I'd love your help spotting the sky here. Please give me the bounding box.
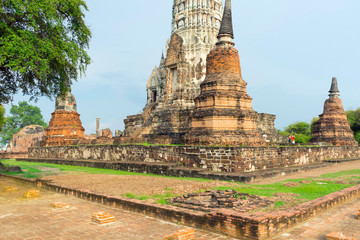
[4,0,360,135]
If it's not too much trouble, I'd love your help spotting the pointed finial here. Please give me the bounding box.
[160,51,165,66]
[217,0,234,46]
[329,77,340,98]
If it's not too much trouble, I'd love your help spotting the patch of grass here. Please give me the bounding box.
[0,159,213,182]
[214,180,354,201]
[275,201,285,208]
[124,192,172,204]
[321,169,360,178]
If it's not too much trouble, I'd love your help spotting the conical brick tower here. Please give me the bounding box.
[41,91,85,146]
[310,78,357,146]
[184,0,265,146]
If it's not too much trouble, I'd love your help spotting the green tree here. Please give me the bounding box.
[0,104,5,131]
[346,108,360,143]
[0,0,91,104]
[280,121,312,143]
[0,101,47,144]
[310,117,319,131]
[284,122,311,136]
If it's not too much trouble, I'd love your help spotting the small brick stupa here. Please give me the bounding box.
[185,0,265,146]
[310,78,357,146]
[41,91,85,146]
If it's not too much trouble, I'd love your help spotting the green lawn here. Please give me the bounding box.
[0,159,212,182]
[214,179,354,201]
[1,159,359,207]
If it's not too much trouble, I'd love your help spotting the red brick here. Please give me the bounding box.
[326,232,357,240]
[164,228,195,240]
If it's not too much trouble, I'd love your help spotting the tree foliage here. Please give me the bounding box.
[0,101,47,144]
[0,0,91,104]
[281,121,312,143]
[346,108,360,143]
[0,104,5,131]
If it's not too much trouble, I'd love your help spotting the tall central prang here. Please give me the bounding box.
[121,0,224,144]
[120,0,286,145]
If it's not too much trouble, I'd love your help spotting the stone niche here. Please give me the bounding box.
[310,78,358,146]
[41,92,85,147]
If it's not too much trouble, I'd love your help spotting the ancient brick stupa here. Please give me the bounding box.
[310,78,357,146]
[41,91,85,146]
[184,0,265,146]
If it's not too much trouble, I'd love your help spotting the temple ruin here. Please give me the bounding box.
[184,0,265,146]
[40,91,85,146]
[310,77,357,146]
[121,0,285,145]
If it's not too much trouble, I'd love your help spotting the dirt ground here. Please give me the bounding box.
[251,159,360,185]
[42,174,238,197]
[41,160,360,199]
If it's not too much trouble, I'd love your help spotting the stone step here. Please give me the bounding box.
[323,158,360,163]
[17,158,334,183]
[197,162,333,183]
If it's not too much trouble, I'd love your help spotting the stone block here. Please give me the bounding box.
[326,232,357,240]
[164,229,195,240]
[50,202,70,209]
[24,190,40,199]
[5,186,18,192]
[92,212,116,225]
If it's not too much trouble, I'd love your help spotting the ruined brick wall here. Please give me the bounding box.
[41,111,85,147]
[0,152,28,159]
[5,125,45,156]
[29,145,360,173]
[256,113,288,144]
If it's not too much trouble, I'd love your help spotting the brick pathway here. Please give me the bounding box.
[274,198,360,240]
[1,177,360,240]
[0,178,234,240]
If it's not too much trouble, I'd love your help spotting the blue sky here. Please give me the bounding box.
[5,0,360,135]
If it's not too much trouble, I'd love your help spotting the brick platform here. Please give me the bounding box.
[5,186,18,192]
[2,174,360,239]
[17,157,335,182]
[164,228,195,240]
[0,177,232,240]
[28,145,360,173]
[92,212,116,225]
[326,232,358,240]
[50,202,70,209]
[24,189,40,199]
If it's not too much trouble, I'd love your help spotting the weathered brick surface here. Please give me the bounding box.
[50,202,70,209]
[164,228,195,240]
[92,211,116,225]
[311,93,358,146]
[41,110,85,147]
[185,43,265,147]
[29,145,360,173]
[3,174,360,240]
[326,232,358,240]
[5,186,18,192]
[24,189,40,199]
[5,125,44,155]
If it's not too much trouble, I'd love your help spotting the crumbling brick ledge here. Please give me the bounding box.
[1,174,360,240]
